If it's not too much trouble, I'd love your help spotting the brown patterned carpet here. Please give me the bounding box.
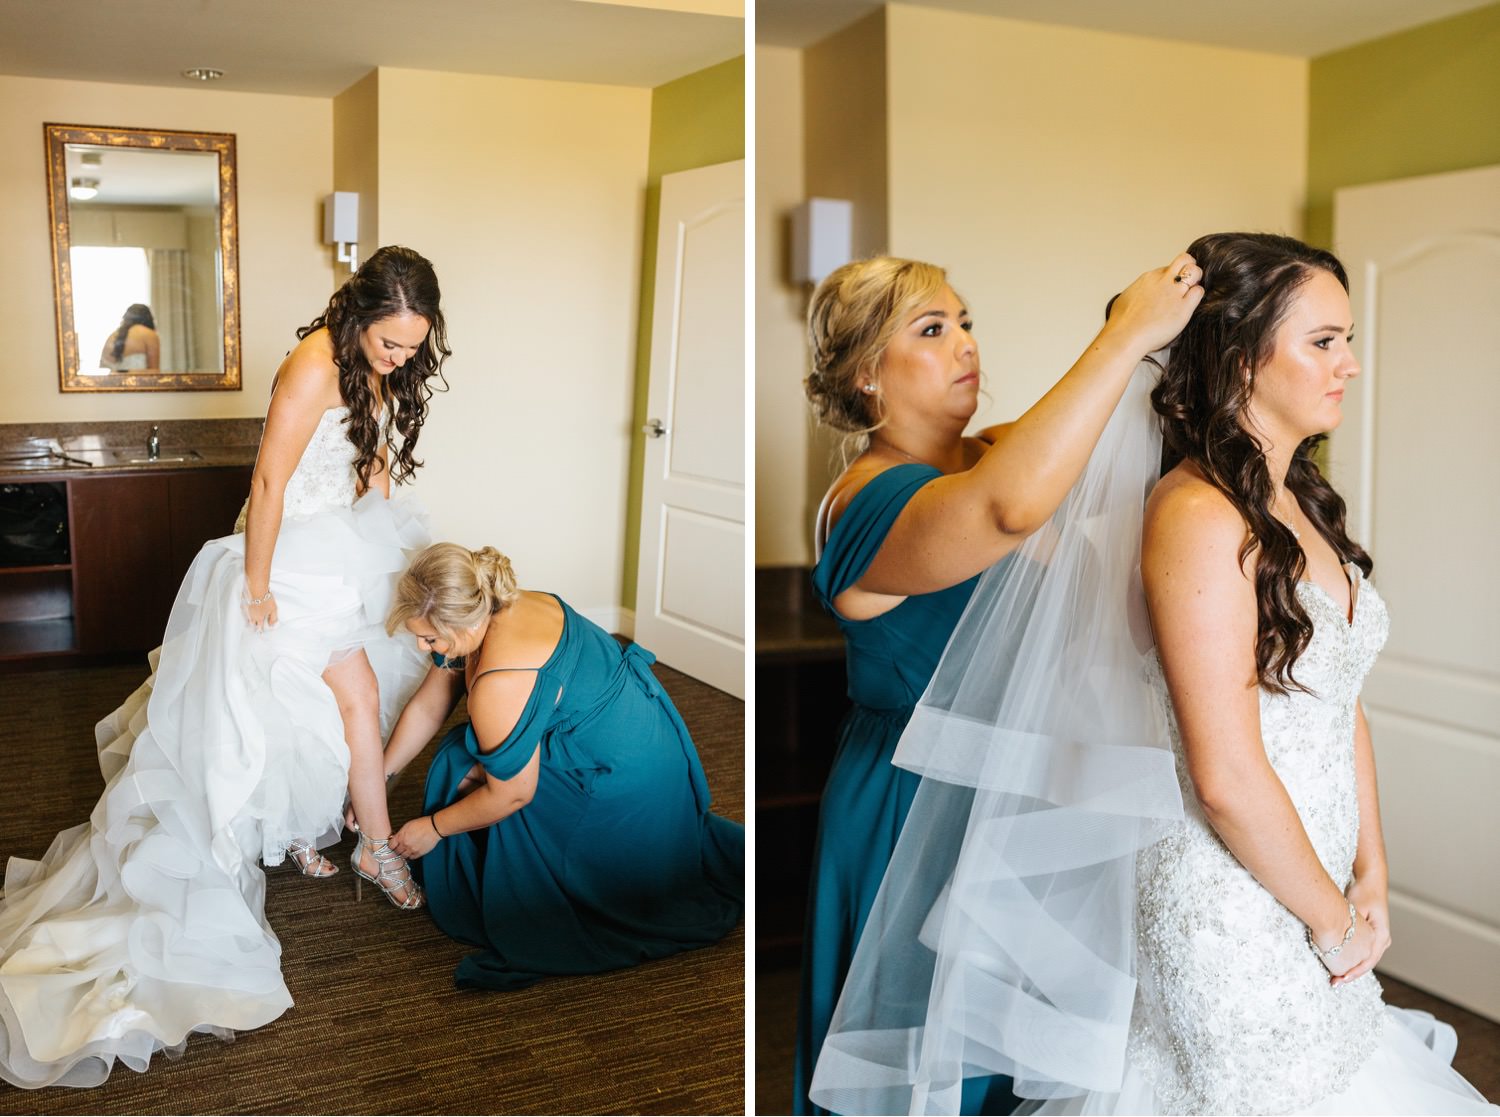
[0,654,744,1115]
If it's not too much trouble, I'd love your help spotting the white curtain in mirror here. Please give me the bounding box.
[148,249,195,370]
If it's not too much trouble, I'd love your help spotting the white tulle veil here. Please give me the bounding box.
[809,356,1186,1115]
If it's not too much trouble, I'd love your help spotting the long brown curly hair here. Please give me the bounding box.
[297,245,451,492]
[1152,232,1371,694]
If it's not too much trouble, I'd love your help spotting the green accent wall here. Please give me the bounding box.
[621,55,745,611]
[1306,2,1500,247]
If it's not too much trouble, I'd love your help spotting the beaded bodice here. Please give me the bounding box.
[235,407,374,531]
[1128,567,1391,1114]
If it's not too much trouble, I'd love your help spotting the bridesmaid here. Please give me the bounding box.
[793,254,1203,1114]
[379,543,743,988]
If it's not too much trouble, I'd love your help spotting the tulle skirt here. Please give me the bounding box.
[1028,1007,1498,1116]
[0,492,430,1089]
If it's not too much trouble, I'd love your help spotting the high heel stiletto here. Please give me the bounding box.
[350,826,424,910]
[285,838,339,877]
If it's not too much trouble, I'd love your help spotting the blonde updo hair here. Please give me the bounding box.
[805,256,950,445]
[386,542,521,641]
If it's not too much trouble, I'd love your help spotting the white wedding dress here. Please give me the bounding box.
[1046,567,1496,1115]
[0,406,430,1089]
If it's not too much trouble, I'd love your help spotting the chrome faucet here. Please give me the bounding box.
[146,425,161,461]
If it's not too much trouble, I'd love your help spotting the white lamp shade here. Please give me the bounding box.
[791,197,853,285]
[323,192,359,244]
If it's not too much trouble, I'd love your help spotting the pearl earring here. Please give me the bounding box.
[862,383,877,394]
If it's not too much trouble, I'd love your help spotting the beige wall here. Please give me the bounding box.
[885,5,1307,422]
[0,74,337,420]
[333,71,380,255]
[755,45,814,566]
[369,68,651,614]
[804,10,889,260]
[756,7,1309,563]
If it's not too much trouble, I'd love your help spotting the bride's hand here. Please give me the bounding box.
[1332,876,1392,986]
[244,589,278,632]
[1103,252,1204,355]
[1315,910,1379,983]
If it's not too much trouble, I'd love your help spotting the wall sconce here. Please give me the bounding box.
[791,197,853,285]
[323,192,359,272]
[69,177,100,201]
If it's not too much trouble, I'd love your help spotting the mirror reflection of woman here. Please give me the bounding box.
[0,245,449,1089]
[377,543,744,989]
[97,302,160,371]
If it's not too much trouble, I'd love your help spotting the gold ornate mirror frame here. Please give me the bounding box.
[45,123,241,392]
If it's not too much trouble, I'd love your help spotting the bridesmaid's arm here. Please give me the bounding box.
[381,663,464,779]
[1337,701,1392,985]
[842,257,1202,607]
[388,669,543,858]
[1143,478,1376,979]
[389,747,540,859]
[970,421,1014,445]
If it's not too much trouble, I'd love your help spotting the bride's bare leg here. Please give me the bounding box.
[322,650,419,906]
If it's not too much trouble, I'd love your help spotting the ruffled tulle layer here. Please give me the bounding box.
[1027,1007,1498,1116]
[0,492,430,1089]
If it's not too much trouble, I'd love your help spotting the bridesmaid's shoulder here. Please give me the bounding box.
[822,452,888,554]
[816,450,933,553]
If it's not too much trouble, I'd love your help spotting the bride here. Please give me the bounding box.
[0,245,447,1088]
[808,233,1497,1115]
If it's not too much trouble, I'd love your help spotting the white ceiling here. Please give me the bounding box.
[65,146,219,207]
[0,0,744,97]
[755,0,1497,57]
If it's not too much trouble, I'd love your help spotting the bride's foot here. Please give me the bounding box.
[286,838,340,878]
[350,829,424,910]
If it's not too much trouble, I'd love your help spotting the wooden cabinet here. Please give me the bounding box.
[756,566,848,968]
[0,466,251,665]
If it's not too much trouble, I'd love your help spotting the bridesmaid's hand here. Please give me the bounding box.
[390,815,441,859]
[1102,252,1204,355]
[1333,875,1392,985]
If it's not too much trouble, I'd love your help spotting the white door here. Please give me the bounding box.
[1332,163,1500,1021]
[635,159,745,698]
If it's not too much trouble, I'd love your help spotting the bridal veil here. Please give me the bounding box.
[809,357,1185,1114]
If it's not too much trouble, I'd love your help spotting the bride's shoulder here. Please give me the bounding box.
[1145,465,1250,574]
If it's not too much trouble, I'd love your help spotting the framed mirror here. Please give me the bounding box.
[45,123,240,392]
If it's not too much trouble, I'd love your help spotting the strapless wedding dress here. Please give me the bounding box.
[1039,568,1496,1115]
[0,407,430,1088]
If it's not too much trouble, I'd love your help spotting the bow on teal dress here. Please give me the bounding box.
[420,596,743,990]
[794,464,1017,1115]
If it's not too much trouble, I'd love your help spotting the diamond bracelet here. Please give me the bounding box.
[1307,900,1358,961]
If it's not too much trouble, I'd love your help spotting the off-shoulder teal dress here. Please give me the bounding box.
[794,464,1015,1115]
[419,596,744,990]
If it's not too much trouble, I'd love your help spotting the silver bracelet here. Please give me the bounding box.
[1307,900,1358,962]
[245,587,274,607]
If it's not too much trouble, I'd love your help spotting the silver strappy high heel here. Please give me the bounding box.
[285,838,339,877]
[349,826,424,910]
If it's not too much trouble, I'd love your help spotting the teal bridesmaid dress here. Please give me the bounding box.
[419,596,744,990]
[793,464,1016,1115]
